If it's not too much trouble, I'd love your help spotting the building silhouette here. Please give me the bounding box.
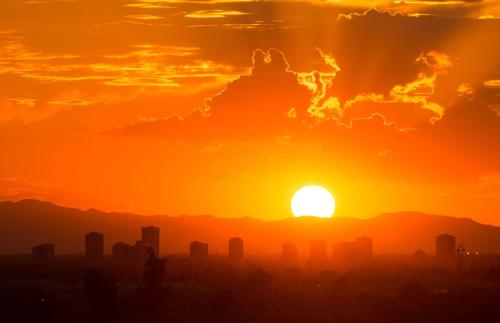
[436,234,456,260]
[457,242,466,272]
[282,242,298,266]
[310,240,327,262]
[190,241,208,260]
[332,237,374,267]
[85,232,104,265]
[32,243,55,264]
[128,240,150,272]
[228,237,244,262]
[141,226,160,256]
[112,242,130,265]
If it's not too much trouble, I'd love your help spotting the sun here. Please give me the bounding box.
[291,185,335,218]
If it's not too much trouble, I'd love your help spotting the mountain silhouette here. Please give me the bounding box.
[1,199,500,255]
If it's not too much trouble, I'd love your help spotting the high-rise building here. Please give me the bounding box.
[190,241,208,260]
[128,240,150,272]
[310,240,327,262]
[457,242,466,271]
[141,226,160,256]
[436,234,456,260]
[85,232,104,264]
[112,242,130,265]
[282,242,298,266]
[228,237,244,262]
[32,243,55,264]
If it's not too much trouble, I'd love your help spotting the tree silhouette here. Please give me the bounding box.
[141,248,167,318]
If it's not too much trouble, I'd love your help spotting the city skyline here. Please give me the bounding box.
[5,199,494,257]
[1,1,499,321]
[31,221,462,265]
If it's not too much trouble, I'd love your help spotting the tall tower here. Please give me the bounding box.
[112,242,130,265]
[85,232,104,265]
[228,237,244,262]
[436,234,456,260]
[128,240,150,272]
[141,226,160,256]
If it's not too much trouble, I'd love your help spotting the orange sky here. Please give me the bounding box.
[0,0,499,224]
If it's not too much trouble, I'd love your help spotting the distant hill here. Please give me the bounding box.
[1,199,500,255]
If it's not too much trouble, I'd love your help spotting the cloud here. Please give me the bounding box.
[337,9,403,21]
[8,97,38,107]
[457,82,474,96]
[337,50,451,128]
[416,50,454,74]
[0,34,237,89]
[184,10,249,19]
[185,21,288,30]
[416,97,500,178]
[342,95,440,130]
[390,74,443,117]
[478,14,499,19]
[0,34,242,122]
[111,48,462,137]
[298,49,342,122]
[112,48,313,140]
[484,80,500,89]
[110,47,499,185]
[124,2,175,9]
[125,14,165,20]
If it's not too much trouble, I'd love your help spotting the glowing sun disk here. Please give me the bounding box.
[291,185,335,218]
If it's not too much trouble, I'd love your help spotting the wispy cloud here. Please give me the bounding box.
[484,80,500,89]
[125,14,165,20]
[184,10,249,19]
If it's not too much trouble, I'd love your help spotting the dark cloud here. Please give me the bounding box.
[112,49,312,140]
[328,9,500,105]
[112,46,499,184]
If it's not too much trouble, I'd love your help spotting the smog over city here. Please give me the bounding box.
[0,0,500,322]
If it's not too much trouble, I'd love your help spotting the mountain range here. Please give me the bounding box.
[1,199,499,255]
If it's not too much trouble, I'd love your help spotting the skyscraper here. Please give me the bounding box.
[228,237,244,262]
[32,243,55,264]
[190,241,208,260]
[112,242,130,265]
[128,240,150,272]
[141,226,160,256]
[85,232,104,265]
[436,234,456,260]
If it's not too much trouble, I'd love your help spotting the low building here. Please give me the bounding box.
[190,241,209,260]
[32,243,55,264]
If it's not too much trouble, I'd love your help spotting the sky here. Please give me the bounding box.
[0,0,499,224]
